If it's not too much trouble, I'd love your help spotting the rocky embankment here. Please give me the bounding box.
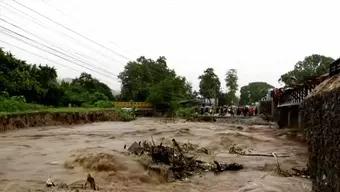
[302,74,340,192]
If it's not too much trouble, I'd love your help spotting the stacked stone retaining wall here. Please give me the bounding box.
[302,78,340,192]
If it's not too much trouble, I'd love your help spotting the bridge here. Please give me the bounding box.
[278,58,340,108]
[276,74,328,108]
[113,102,154,116]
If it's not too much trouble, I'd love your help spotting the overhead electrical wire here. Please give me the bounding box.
[11,0,130,61]
[0,39,80,72]
[0,25,117,78]
[0,1,126,68]
[0,39,118,87]
[39,0,132,59]
[0,25,118,80]
[0,17,117,77]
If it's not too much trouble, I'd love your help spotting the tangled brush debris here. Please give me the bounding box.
[127,138,243,180]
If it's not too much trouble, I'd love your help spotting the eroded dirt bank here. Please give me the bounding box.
[0,110,125,132]
[0,118,311,192]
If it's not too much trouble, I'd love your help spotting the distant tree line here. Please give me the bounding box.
[2,47,331,110]
[0,48,114,107]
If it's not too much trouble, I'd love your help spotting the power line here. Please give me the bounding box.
[0,1,46,27]
[0,27,116,79]
[11,0,130,61]
[0,1,127,68]
[39,0,133,59]
[0,39,118,86]
[0,24,117,78]
[0,17,117,77]
[0,39,79,72]
[0,26,118,80]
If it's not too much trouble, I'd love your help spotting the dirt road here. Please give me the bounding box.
[0,117,311,192]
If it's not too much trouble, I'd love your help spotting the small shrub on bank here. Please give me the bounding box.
[116,109,136,121]
[0,95,45,112]
[175,107,195,119]
[94,100,113,108]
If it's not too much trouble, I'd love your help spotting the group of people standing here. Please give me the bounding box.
[199,105,257,117]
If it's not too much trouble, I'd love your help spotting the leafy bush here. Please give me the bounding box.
[93,100,113,108]
[0,95,45,112]
[116,109,136,121]
[175,107,195,118]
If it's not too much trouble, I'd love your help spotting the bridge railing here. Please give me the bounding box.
[277,86,312,107]
[113,102,153,109]
[330,58,340,76]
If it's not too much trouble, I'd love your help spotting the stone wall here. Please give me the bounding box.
[302,75,340,192]
[0,110,124,132]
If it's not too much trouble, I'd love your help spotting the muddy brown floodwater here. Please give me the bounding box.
[0,117,311,192]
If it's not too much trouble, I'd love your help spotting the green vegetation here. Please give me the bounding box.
[199,68,221,105]
[116,109,136,121]
[239,82,273,105]
[279,54,334,86]
[93,100,113,108]
[0,49,62,106]
[118,56,193,112]
[0,48,114,109]
[60,72,114,107]
[225,69,238,105]
[0,94,45,113]
[175,107,196,119]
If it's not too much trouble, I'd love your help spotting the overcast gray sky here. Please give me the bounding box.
[0,0,339,93]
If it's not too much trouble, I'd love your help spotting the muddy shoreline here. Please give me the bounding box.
[0,110,124,132]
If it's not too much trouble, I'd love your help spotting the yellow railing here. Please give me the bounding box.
[113,102,153,109]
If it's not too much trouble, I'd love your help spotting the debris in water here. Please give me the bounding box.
[84,173,96,190]
[46,177,55,187]
[273,152,291,177]
[128,141,143,155]
[229,144,289,157]
[127,138,243,180]
[213,161,243,172]
[229,144,246,155]
[292,167,309,178]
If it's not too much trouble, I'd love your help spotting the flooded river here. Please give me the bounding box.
[0,117,311,192]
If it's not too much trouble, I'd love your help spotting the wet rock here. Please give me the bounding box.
[128,141,143,155]
[46,177,55,187]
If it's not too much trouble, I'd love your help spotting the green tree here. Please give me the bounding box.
[147,76,192,112]
[0,48,62,106]
[279,54,334,86]
[0,48,116,108]
[225,69,238,105]
[118,56,175,101]
[199,68,221,104]
[61,73,114,106]
[217,92,228,106]
[240,82,273,105]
